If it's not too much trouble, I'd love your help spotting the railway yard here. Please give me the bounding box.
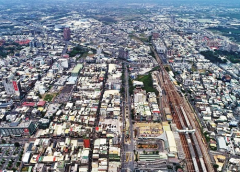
[152,47,214,172]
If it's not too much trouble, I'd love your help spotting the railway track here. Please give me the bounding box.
[161,72,196,171]
[165,71,206,172]
[151,46,213,172]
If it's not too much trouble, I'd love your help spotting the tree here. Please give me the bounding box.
[14,142,20,147]
[213,164,219,169]
[36,92,42,98]
[1,139,6,144]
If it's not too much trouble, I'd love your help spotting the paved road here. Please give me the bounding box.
[121,64,135,171]
[62,41,69,55]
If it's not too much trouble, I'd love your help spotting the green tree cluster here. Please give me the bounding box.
[214,50,240,63]
[68,45,96,57]
[200,51,227,63]
[128,78,134,95]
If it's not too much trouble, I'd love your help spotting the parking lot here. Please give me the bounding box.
[54,85,73,103]
[0,144,23,170]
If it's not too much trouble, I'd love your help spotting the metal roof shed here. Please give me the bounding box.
[217,137,227,150]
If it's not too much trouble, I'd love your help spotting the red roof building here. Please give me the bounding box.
[22,102,35,107]
[37,101,46,107]
[62,54,69,58]
[15,39,30,45]
[84,139,90,148]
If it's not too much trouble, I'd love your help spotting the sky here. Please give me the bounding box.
[0,0,239,2]
[1,0,240,6]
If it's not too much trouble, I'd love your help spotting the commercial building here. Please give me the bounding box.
[0,120,37,136]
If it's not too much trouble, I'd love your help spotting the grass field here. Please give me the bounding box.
[137,73,156,93]
[43,93,57,102]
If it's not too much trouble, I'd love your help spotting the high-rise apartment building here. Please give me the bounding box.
[63,28,71,41]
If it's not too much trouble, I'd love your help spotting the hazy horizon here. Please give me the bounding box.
[1,0,240,4]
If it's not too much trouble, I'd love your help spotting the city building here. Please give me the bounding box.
[63,28,71,41]
[2,76,22,100]
[0,120,37,136]
[118,47,128,59]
